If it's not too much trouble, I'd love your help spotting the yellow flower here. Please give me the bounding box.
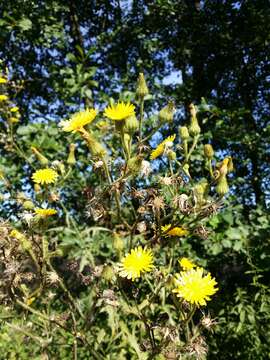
[161,224,189,237]
[150,134,176,160]
[119,246,154,281]
[10,229,24,240]
[32,168,58,185]
[60,108,97,132]
[34,208,57,217]
[104,101,135,121]
[179,257,196,270]
[173,267,218,306]
[0,77,7,84]
[10,106,19,113]
[0,94,8,101]
[9,117,20,123]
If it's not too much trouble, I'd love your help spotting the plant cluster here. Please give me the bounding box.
[0,71,239,359]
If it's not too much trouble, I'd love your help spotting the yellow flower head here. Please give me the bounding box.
[60,108,97,132]
[150,134,176,160]
[10,106,19,113]
[173,267,218,306]
[104,101,135,121]
[119,246,154,281]
[0,77,7,84]
[161,224,189,237]
[32,168,58,185]
[0,94,8,101]
[10,229,24,240]
[34,208,57,217]
[179,257,196,270]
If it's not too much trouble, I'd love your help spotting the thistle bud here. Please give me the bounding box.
[31,147,49,166]
[113,233,124,251]
[219,158,229,176]
[189,116,201,136]
[127,156,143,174]
[179,126,189,141]
[34,184,41,193]
[216,175,229,196]
[189,103,197,118]
[204,144,214,159]
[79,128,107,158]
[67,143,76,165]
[227,156,234,173]
[183,163,191,178]
[158,100,175,123]
[23,200,35,210]
[102,265,114,281]
[167,150,176,161]
[136,72,149,99]
[124,115,139,134]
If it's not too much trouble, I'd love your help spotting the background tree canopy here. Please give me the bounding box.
[1,0,269,207]
[0,1,269,359]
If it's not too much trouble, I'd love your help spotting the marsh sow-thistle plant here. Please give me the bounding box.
[0,71,234,359]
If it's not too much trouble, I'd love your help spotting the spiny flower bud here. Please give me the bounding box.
[34,184,41,193]
[167,150,176,160]
[204,144,214,159]
[189,103,197,118]
[31,147,49,166]
[158,100,175,123]
[179,126,189,141]
[102,265,114,281]
[22,200,35,210]
[216,175,229,196]
[80,129,107,158]
[113,233,124,251]
[124,115,139,134]
[183,163,191,178]
[67,143,76,165]
[189,116,201,136]
[136,72,149,99]
[127,155,143,174]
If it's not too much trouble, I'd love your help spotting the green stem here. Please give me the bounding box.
[139,98,144,141]
[186,135,200,163]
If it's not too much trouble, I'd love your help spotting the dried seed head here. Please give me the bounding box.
[140,160,152,177]
[201,315,217,331]
[46,271,59,285]
[137,221,147,233]
[159,176,174,186]
[173,194,191,214]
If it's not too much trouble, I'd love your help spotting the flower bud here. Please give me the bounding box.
[34,184,41,193]
[204,144,214,159]
[31,147,49,166]
[127,156,143,174]
[113,233,124,251]
[189,103,197,118]
[80,129,107,158]
[189,116,201,136]
[167,150,176,160]
[179,126,189,141]
[183,163,191,178]
[23,200,35,210]
[158,100,175,123]
[102,265,114,281]
[124,115,139,134]
[67,143,76,165]
[216,175,229,196]
[136,73,149,99]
